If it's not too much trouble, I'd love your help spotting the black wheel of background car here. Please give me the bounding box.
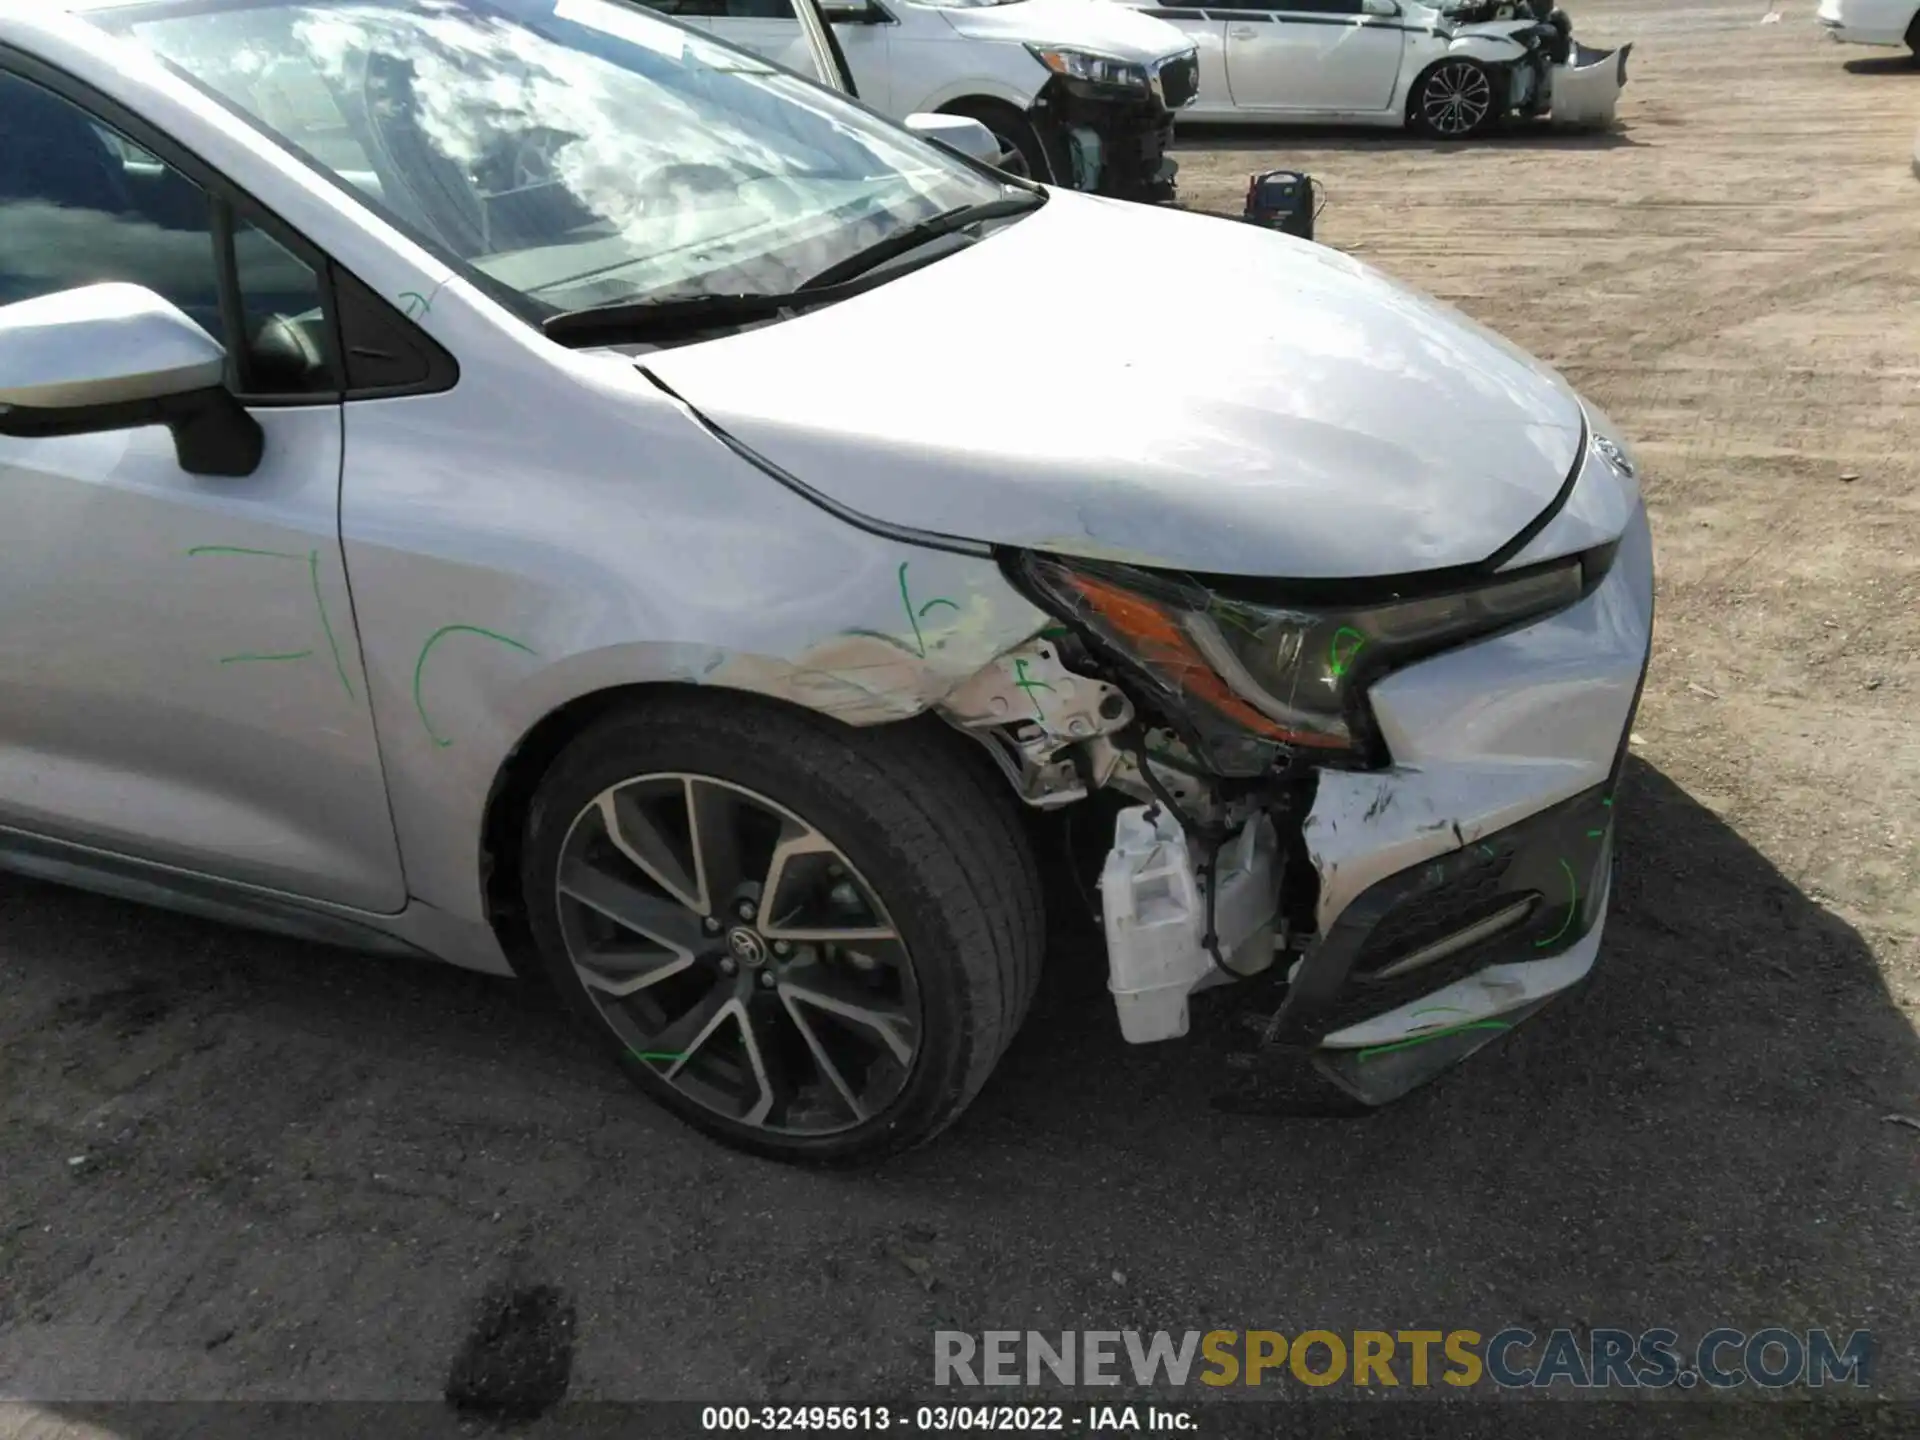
[941,98,1052,183]
[1411,58,1499,139]
[1907,10,1920,56]
[520,694,1045,1164]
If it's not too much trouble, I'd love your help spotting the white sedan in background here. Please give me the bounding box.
[1109,0,1631,137]
[1817,0,1920,54]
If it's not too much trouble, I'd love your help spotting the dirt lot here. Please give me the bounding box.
[2,0,1917,1431]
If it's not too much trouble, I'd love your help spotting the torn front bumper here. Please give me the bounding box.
[1549,41,1633,128]
[1279,498,1653,1099]
[1097,498,1654,1102]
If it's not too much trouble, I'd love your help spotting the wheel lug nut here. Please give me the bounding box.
[736,900,755,921]
[719,957,737,975]
[758,971,776,989]
[772,940,792,958]
[703,916,721,934]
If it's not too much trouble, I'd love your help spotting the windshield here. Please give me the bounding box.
[908,0,1029,8]
[93,0,1009,323]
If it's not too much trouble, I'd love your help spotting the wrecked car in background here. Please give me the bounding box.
[1815,0,1920,57]
[0,0,1650,1165]
[639,0,1200,199]
[1113,0,1630,137]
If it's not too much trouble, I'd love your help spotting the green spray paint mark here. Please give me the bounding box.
[187,545,355,697]
[188,544,307,561]
[219,649,313,664]
[631,1050,687,1064]
[1356,1018,1511,1063]
[1534,858,1579,949]
[397,281,448,319]
[1212,606,1267,641]
[307,550,356,700]
[412,624,537,748]
[895,561,958,658]
[1586,829,1605,839]
[1012,656,1056,719]
[1329,626,1366,679]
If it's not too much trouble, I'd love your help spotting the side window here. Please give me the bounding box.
[231,218,331,396]
[725,0,796,15]
[0,69,335,399]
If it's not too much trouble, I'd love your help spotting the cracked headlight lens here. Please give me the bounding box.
[1027,45,1151,92]
[1023,555,1585,762]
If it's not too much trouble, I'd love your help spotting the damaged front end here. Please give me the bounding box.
[934,488,1654,1107]
[1027,48,1198,202]
[1441,2,1633,130]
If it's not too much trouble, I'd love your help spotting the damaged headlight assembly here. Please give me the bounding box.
[1015,553,1591,772]
[1026,45,1153,94]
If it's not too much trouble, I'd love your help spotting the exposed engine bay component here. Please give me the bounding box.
[1100,805,1278,1043]
[1031,76,1180,204]
[1064,125,1103,192]
[939,635,1136,808]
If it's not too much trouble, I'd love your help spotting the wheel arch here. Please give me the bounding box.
[478,680,833,968]
[475,678,1028,970]
[922,78,1043,116]
[1406,50,1508,126]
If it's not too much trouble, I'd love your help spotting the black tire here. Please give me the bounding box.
[942,98,1053,183]
[1410,57,1500,140]
[1907,11,1920,57]
[520,693,1045,1165]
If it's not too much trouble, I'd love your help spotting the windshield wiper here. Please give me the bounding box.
[540,189,1045,347]
[797,188,1045,291]
[543,290,820,346]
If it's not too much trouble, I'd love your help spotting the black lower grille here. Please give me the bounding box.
[1258,782,1618,1050]
[1349,848,1516,978]
[1156,54,1198,110]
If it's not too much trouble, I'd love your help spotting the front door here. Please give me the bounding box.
[0,67,406,912]
[706,0,895,112]
[1224,0,1405,112]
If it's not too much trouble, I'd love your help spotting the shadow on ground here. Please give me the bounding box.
[1843,55,1919,76]
[1172,121,1645,157]
[2,759,1913,1423]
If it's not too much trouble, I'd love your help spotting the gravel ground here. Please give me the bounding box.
[2,0,1917,1432]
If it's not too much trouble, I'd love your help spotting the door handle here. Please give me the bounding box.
[1228,24,1256,38]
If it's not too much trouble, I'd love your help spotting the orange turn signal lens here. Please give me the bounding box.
[1060,571,1347,749]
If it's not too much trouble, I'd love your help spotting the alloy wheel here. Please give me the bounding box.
[1422,61,1494,138]
[553,774,922,1136]
[986,128,1032,180]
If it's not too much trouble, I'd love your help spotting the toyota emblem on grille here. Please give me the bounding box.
[1594,436,1636,480]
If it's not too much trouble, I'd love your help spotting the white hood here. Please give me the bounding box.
[932,0,1194,64]
[645,192,1589,580]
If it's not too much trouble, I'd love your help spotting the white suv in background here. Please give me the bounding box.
[642,0,1201,199]
[1816,0,1920,55]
